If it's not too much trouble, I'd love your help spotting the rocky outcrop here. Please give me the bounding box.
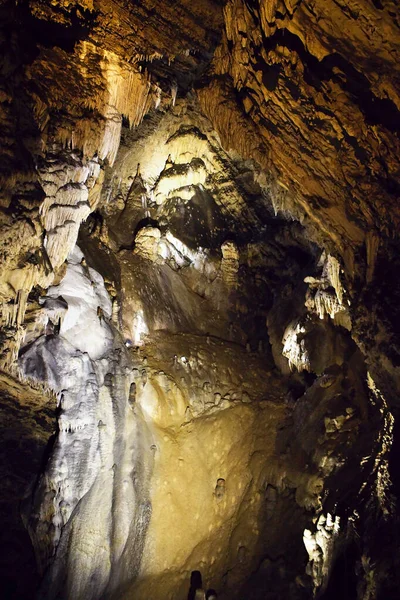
[1,1,400,600]
[197,0,400,404]
[199,0,400,254]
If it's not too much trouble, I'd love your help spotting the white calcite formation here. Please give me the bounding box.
[101,99,255,229]
[19,246,155,600]
[45,246,113,360]
[282,318,310,373]
[303,513,341,594]
[305,254,351,330]
[39,156,99,270]
[1,2,400,598]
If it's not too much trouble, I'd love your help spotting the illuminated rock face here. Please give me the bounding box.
[5,114,395,599]
[1,1,400,600]
[18,247,154,600]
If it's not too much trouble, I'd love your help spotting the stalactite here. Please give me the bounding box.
[0,285,35,370]
[1,2,399,599]
[171,81,178,106]
[0,327,26,371]
[220,240,239,287]
[15,368,59,403]
[324,255,343,305]
[366,232,379,285]
[304,254,351,328]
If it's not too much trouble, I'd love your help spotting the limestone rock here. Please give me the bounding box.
[133,226,162,261]
[221,240,240,287]
[1,1,400,599]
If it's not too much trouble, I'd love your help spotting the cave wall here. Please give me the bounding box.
[0,1,399,599]
[197,0,400,402]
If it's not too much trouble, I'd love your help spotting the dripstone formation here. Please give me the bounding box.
[0,1,399,599]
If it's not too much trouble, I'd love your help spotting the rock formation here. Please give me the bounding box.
[0,1,400,599]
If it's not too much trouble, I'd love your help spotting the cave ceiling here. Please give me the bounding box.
[1,1,400,599]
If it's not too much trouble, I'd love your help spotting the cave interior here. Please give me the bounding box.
[1,1,400,599]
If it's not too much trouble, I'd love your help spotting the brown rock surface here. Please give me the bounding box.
[0,1,400,599]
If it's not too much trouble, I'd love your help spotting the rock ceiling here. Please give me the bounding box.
[0,1,400,599]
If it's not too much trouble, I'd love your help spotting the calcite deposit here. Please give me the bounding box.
[0,1,400,599]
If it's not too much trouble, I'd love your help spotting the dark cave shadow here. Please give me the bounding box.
[318,541,358,600]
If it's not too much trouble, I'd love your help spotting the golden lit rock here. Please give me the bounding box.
[1,0,400,598]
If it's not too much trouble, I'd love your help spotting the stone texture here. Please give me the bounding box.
[0,1,400,599]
